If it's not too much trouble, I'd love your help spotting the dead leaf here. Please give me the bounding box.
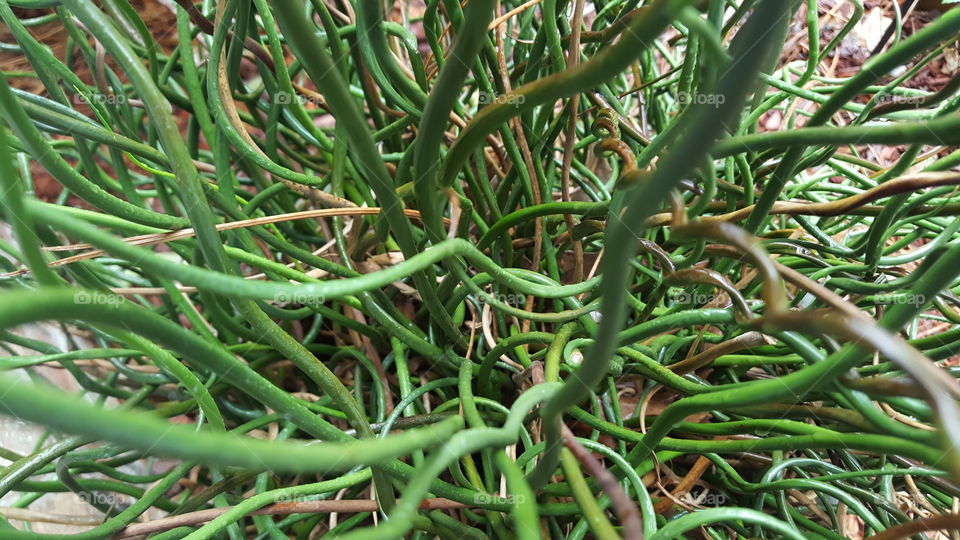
[853,7,892,52]
[944,46,959,75]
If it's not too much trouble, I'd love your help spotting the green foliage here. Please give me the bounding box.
[0,0,959,538]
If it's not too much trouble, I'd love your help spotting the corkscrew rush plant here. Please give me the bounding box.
[1,0,960,537]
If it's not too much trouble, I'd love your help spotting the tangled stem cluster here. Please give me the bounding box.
[0,0,959,538]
